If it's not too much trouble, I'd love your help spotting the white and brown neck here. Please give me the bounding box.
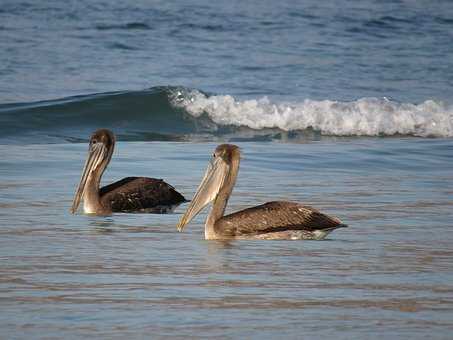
[82,166,110,215]
[205,155,240,239]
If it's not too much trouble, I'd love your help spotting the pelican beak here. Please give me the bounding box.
[177,155,229,232]
[70,142,107,214]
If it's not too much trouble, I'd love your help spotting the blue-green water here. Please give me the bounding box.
[1,0,453,338]
[1,141,452,339]
[2,0,453,104]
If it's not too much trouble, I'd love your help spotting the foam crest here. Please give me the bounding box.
[172,90,453,137]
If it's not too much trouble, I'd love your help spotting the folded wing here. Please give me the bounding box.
[100,177,186,213]
[215,201,344,236]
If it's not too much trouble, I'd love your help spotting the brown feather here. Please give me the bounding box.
[215,201,344,237]
[100,177,186,213]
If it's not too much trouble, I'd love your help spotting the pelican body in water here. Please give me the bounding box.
[71,129,186,215]
[177,144,347,240]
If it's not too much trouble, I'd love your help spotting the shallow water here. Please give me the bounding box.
[1,140,452,339]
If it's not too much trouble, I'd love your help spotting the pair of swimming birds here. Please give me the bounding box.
[71,129,347,240]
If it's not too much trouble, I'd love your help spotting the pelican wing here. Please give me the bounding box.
[100,177,186,213]
[215,201,345,236]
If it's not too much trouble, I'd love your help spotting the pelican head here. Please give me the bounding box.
[70,129,115,214]
[177,144,240,232]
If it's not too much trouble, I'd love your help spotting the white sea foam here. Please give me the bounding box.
[172,90,453,137]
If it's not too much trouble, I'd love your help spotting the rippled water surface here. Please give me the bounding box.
[1,140,452,339]
[2,0,453,103]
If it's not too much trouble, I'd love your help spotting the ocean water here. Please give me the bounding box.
[1,0,453,339]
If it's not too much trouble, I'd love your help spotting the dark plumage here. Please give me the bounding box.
[100,177,186,213]
[71,129,187,215]
[215,201,346,237]
[177,144,347,240]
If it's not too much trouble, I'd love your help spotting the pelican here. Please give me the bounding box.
[177,144,347,240]
[71,129,186,215]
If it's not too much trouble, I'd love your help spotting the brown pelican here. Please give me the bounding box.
[177,144,347,240]
[70,129,186,215]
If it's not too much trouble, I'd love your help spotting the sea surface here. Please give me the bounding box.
[1,0,453,339]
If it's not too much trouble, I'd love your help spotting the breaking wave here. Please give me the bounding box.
[172,89,453,138]
[0,86,451,143]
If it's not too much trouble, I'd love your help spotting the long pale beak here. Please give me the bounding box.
[70,143,107,214]
[177,156,229,232]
